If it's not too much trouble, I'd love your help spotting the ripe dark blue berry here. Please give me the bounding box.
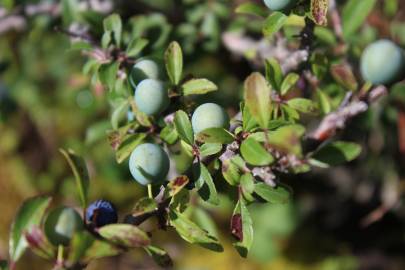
[86,200,118,228]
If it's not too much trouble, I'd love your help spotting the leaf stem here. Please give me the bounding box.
[147,184,153,199]
[56,245,64,266]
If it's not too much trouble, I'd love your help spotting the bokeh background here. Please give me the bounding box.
[1,0,405,269]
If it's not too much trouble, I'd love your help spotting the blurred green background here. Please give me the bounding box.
[1,0,405,269]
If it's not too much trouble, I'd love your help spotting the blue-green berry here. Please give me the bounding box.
[191,103,229,134]
[86,200,118,228]
[134,79,169,116]
[44,207,83,246]
[360,39,404,85]
[129,59,162,89]
[263,0,296,11]
[129,143,170,185]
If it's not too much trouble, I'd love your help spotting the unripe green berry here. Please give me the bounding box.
[44,207,83,246]
[360,39,404,85]
[263,0,296,11]
[129,143,170,185]
[129,59,162,89]
[134,79,169,116]
[191,103,229,134]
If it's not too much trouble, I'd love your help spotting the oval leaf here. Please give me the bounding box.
[280,73,299,96]
[97,224,150,248]
[254,183,291,204]
[342,0,376,39]
[9,196,52,263]
[265,58,283,91]
[235,3,268,17]
[174,110,194,145]
[312,141,362,166]
[144,245,173,268]
[196,128,234,144]
[244,73,272,129]
[182,78,218,96]
[165,41,183,85]
[287,98,318,114]
[263,12,288,37]
[199,143,222,157]
[194,163,219,205]
[169,209,223,252]
[116,133,147,163]
[240,138,274,166]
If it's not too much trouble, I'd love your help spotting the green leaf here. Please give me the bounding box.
[240,173,255,202]
[174,110,194,145]
[244,72,272,129]
[97,224,150,248]
[196,128,235,144]
[98,62,119,91]
[115,133,147,163]
[165,41,183,85]
[342,0,377,39]
[267,125,305,156]
[240,138,274,166]
[235,3,268,17]
[182,78,218,96]
[314,26,337,45]
[61,0,79,26]
[101,30,112,49]
[69,41,92,51]
[59,149,89,208]
[194,163,219,205]
[68,231,122,264]
[199,143,222,157]
[265,58,283,91]
[280,73,299,96]
[103,13,122,47]
[310,0,328,26]
[316,89,331,114]
[254,183,292,204]
[241,102,258,132]
[9,196,52,263]
[169,209,223,252]
[126,38,149,57]
[312,141,362,166]
[144,246,173,268]
[231,200,253,258]
[160,125,179,145]
[281,104,300,121]
[287,98,318,114]
[311,53,329,80]
[222,157,241,186]
[330,63,358,91]
[263,12,287,37]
